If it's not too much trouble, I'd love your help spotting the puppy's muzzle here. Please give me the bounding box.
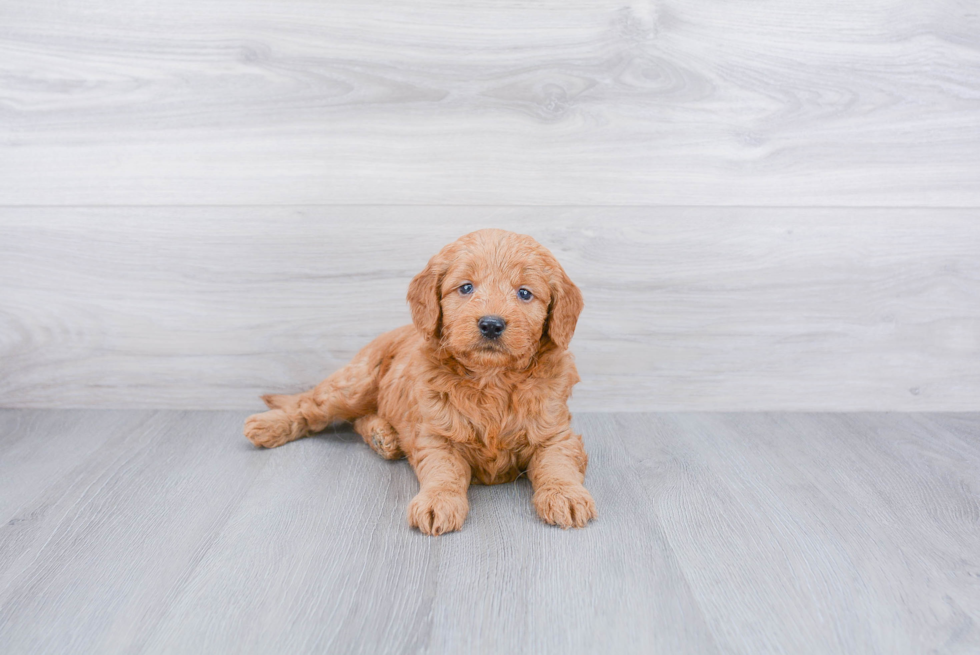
[478,315,506,340]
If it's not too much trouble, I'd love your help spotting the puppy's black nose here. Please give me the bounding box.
[478,315,506,339]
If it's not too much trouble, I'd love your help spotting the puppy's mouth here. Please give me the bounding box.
[456,338,530,369]
[470,336,510,354]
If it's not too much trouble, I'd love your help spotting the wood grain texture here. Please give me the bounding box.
[2,207,979,411]
[1,410,978,654]
[623,413,980,654]
[1,0,979,205]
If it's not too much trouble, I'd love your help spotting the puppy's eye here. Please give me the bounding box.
[517,288,533,301]
[459,283,474,295]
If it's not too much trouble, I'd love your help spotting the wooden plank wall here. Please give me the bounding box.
[1,0,978,410]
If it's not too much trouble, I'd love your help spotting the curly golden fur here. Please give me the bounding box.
[244,229,595,535]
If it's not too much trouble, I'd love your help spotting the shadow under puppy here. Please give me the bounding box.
[244,228,595,535]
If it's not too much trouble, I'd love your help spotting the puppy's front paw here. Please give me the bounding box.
[407,491,468,536]
[244,409,295,448]
[533,484,596,529]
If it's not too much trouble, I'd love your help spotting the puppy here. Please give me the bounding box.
[244,229,595,535]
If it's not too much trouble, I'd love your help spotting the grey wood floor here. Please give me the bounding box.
[1,411,978,654]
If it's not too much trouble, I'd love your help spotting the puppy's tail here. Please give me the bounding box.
[262,394,290,410]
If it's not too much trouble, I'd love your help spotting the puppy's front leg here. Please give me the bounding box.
[528,434,596,529]
[406,444,471,536]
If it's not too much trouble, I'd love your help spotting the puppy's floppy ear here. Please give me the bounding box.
[407,249,448,342]
[545,263,584,351]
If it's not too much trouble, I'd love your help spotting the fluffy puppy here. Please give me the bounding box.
[244,229,595,535]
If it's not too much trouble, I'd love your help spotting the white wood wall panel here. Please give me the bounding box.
[1,0,979,205]
[2,0,978,410]
[1,207,978,411]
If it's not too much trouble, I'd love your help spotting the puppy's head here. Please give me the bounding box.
[408,229,583,369]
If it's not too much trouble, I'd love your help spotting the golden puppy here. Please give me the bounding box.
[244,229,595,535]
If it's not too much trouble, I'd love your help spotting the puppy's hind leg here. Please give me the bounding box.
[354,415,403,460]
[245,351,381,449]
